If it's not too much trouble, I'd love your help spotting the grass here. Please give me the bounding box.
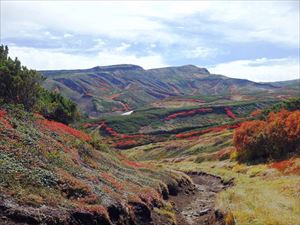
[161,160,300,225]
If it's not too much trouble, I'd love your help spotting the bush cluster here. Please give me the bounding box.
[0,45,78,124]
[234,110,300,163]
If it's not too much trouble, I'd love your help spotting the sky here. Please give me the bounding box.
[1,1,299,82]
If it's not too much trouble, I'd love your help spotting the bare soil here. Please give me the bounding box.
[169,172,233,225]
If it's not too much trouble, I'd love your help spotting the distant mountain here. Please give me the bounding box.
[40,64,299,117]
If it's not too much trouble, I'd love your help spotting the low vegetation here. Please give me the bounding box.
[0,105,191,224]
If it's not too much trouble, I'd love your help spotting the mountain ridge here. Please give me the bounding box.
[40,64,299,117]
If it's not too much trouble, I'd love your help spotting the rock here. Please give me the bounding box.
[198,208,211,216]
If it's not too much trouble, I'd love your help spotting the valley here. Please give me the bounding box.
[2,1,300,224]
[1,53,299,225]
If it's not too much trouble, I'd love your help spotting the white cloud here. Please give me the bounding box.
[115,43,131,52]
[2,1,298,46]
[209,58,300,82]
[63,33,73,38]
[8,46,167,70]
[184,46,219,59]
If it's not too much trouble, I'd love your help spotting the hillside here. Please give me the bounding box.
[0,105,197,225]
[41,65,299,117]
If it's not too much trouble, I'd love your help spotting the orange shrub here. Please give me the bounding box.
[234,110,300,162]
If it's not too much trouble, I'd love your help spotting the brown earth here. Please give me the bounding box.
[169,172,234,225]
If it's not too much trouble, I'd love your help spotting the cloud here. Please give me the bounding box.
[208,57,300,82]
[8,46,167,70]
[1,1,299,82]
[2,1,298,47]
[115,43,131,52]
[184,46,220,59]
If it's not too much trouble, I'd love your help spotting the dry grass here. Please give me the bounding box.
[162,160,300,225]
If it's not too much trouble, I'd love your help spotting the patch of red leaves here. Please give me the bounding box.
[176,123,240,139]
[270,159,295,172]
[224,107,237,119]
[39,119,91,141]
[100,122,119,137]
[0,109,12,129]
[100,122,144,139]
[165,108,212,121]
[100,172,124,190]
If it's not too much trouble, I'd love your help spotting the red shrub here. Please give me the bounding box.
[100,122,119,136]
[39,119,91,141]
[224,107,237,119]
[285,110,300,143]
[165,108,212,121]
[100,122,145,140]
[0,109,12,129]
[271,159,295,171]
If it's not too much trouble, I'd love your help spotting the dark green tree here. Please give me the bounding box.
[0,45,78,124]
[36,89,79,124]
[0,45,44,110]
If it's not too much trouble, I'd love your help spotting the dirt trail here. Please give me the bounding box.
[169,172,233,225]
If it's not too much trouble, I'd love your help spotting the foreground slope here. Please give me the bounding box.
[0,105,194,225]
[41,65,299,117]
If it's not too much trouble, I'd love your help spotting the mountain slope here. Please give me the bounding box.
[0,105,193,225]
[41,65,297,117]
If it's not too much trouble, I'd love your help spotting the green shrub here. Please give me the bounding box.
[0,45,44,110]
[35,89,78,124]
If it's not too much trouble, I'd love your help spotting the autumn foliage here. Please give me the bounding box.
[0,109,12,129]
[164,108,212,121]
[224,107,237,119]
[39,118,91,141]
[234,110,300,162]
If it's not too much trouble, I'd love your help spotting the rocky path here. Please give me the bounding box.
[169,172,233,225]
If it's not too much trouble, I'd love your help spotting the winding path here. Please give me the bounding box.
[169,172,233,225]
